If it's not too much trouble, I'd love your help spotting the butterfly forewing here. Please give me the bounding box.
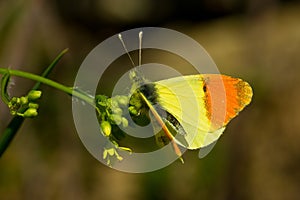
[154,74,252,149]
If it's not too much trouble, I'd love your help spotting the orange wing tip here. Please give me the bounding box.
[223,76,253,123]
[237,80,253,107]
[203,74,253,129]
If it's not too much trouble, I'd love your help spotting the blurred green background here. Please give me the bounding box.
[1,0,300,199]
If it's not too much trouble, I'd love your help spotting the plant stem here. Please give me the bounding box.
[32,49,69,90]
[0,50,95,157]
[0,68,95,106]
[0,50,71,157]
[0,115,24,157]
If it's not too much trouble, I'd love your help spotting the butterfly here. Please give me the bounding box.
[128,71,253,158]
[116,31,253,159]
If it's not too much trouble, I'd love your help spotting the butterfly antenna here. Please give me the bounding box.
[119,32,145,87]
[139,31,143,66]
[118,33,135,67]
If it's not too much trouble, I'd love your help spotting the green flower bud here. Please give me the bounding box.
[129,97,142,109]
[20,96,28,105]
[107,148,115,156]
[28,102,39,109]
[23,108,38,118]
[95,95,108,107]
[117,96,128,106]
[10,110,17,116]
[115,151,123,161]
[110,99,118,109]
[28,90,42,101]
[11,97,20,104]
[112,107,123,115]
[128,106,138,116]
[110,114,122,125]
[103,149,108,159]
[8,101,13,109]
[121,117,128,127]
[101,121,111,136]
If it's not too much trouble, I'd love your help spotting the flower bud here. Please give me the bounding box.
[23,108,38,118]
[113,107,123,115]
[103,149,108,159]
[28,103,39,109]
[10,110,17,116]
[20,96,28,105]
[110,99,118,109]
[129,97,142,109]
[95,95,108,107]
[11,97,20,104]
[28,90,42,101]
[107,148,115,156]
[121,117,128,127]
[100,121,111,136]
[110,114,122,125]
[128,106,138,116]
[117,96,128,107]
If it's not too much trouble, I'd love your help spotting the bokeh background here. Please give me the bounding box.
[1,0,300,199]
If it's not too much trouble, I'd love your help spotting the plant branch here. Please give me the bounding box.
[0,49,94,157]
[0,68,94,106]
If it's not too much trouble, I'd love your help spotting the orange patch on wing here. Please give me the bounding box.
[202,74,253,130]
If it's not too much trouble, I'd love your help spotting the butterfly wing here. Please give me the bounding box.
[154,74,252,149]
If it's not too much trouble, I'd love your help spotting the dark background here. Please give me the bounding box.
[1,0,300,199]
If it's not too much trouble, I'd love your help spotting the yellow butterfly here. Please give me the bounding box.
[127,70,253,158]
[120,31,253,159]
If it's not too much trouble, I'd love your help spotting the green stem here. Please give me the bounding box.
[0,50,95,157]
[0,68,95,106]
[32,49,68,90]
[0,50,70,157]
[0,115,24,157]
